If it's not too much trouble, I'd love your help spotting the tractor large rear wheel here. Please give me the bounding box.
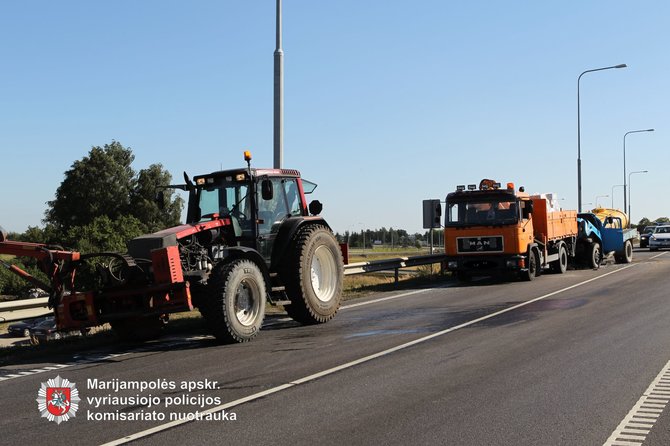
[284,225,344,324]
[202,259,266,343]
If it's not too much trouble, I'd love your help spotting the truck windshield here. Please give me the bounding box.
[447,198,519,226]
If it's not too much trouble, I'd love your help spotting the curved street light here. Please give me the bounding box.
[628,170,648,227]
[577,63,627,212]
[623,128,654,212]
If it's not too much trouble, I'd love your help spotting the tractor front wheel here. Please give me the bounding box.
[202,259,266,343]
[284,225,344,324]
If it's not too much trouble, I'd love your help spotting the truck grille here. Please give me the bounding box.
[457,236,504,253]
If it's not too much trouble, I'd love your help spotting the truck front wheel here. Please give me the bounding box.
[202,259,266,343]
[588,242,602,269]
[521,249,539,281]
[284,225,344,324]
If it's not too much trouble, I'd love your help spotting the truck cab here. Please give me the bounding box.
[443,179,578,281]
[444,181,535,280]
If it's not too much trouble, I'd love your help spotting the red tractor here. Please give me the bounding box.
[0,152,344,343]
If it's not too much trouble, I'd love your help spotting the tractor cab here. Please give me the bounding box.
[181,152,321,264]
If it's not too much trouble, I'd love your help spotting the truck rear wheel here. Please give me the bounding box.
[551,244,568,274]
[284,225,343,324]
[615,240,633,264]
[203,259,266,343]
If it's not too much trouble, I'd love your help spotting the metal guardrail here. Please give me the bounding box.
[0,254,447,321]
[0,297,51,322]
[343,253,445,282]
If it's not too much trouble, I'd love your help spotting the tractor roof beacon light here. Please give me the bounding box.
[244,150,252,172]
[507,182,515,190]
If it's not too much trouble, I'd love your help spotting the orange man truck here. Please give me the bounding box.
[443,179,585,281]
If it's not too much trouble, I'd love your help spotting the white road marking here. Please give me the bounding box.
[102,264,634,446]
[341,288,439,309]
[604,358,670,445]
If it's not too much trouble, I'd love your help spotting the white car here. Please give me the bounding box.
[649,225,670,251]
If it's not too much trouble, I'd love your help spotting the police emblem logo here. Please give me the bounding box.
[36,376,81,424]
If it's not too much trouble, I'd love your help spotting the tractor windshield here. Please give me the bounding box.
[447,196,519,227]
[197,179,253,235]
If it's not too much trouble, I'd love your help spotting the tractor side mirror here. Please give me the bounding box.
[309,200,323,216]
[261,179,273,201]
[155,191,166,210]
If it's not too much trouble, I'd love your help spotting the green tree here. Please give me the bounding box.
[131,164,183,232]
[44,141,182,236]
[45,141,136,232]
[65,215,146,253]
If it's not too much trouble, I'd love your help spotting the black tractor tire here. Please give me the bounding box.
[588,242,602,269]
[551,244,568,274]
[111,315,167,342]
[283,225,344,325]
[201,259,266,344]
[456,271,472,282]
[614,240,633,264]
[521,249,539,281]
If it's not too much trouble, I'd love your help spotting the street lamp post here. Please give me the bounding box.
[273,0,284,168]
[623,129,654,212]
[611,184,624,208]
[595,195,609,208]
[628,170,648,227]
[577,63,627,212]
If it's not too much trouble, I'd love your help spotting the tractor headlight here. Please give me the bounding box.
[447,261,458,269]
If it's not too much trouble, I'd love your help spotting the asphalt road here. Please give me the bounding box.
[1,249,669,445]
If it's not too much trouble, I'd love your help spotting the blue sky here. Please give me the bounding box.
[1,1,667,235]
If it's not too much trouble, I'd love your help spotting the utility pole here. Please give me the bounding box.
[273,0,284,169]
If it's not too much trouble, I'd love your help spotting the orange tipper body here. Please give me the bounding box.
[443,180,579,280]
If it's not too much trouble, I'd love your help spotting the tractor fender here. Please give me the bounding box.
[215,246,272,287]
[270,216,331,271]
